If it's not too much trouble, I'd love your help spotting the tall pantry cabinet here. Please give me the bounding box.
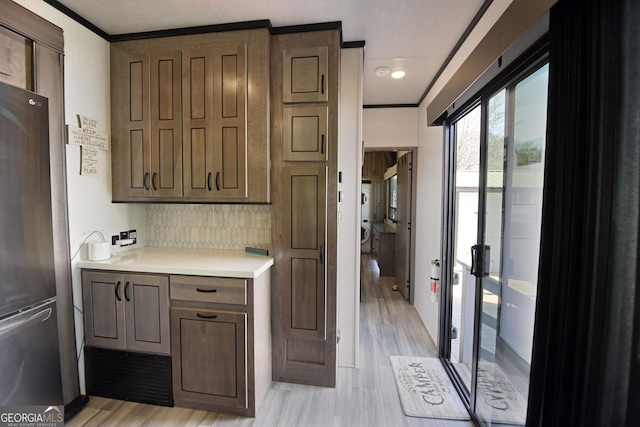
[270,29,340,387]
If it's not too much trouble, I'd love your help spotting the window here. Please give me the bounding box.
[387,174,397,222]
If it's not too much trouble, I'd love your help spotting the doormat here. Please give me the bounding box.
[390,356,470,420]
[474,362,527,425]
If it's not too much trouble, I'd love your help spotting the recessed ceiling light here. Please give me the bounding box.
[375,66,389,77]
[391,71,405,79]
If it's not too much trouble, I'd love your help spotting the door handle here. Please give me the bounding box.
[143,172,150,190]
[215,172,221,191]
[321,134,325,154]
[115,281,122,301]
[470,244,491,277]
[152,172,158,191]
[124,281,130,302]
[207,172,212,191]
[321,74,325,95]
[0,306,52,341]
[320,244,325,265]
[197,313,218,319]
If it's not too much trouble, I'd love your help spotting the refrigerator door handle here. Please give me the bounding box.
[0,307,52,342]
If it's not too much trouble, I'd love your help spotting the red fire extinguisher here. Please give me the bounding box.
[430,259,440,302]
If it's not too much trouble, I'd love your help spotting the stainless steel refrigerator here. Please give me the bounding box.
[0,81,63,405]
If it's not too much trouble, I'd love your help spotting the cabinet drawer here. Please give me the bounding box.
[170,275,247,305]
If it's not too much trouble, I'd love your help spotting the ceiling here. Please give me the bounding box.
[52,0,486,106]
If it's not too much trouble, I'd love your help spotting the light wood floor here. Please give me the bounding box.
[66,255,474,427]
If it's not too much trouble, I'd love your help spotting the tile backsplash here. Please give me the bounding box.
[146,204,271,251]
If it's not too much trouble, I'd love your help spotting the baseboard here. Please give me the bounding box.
[64,394,89,422]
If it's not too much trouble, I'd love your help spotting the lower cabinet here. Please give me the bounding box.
[81,268,271,417]
[82,270,170,355]
[171,307,247,410]
[372,225,396,277]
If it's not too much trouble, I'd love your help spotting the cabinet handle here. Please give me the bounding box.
[197,313,218,319]
[321,134,325,154]
[115,281,122,301]
[196,288,217,293]
[215,172,221,191]
[124,281,130,302]
[321,74,325,95]
[152,172,158,191]
[143,173,150,190]
[320,244,325,265]
[207,172,212,191]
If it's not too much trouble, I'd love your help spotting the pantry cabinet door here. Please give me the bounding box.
[283,46,328,103]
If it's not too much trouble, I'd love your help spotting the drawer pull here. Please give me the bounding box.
[196,288,217,293]
[197,313,218,319]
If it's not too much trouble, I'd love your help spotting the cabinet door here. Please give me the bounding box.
[213,45,247,198]
[283,46,328,103]
[283,105,328,162]
[82,271,126,350]
[150,50,183,198]
[273,166,327,383]
[183,46,247,199]
[124,274,170,354]
[183,47,215,198]
[171,307,247,409]
[111,50,152,199]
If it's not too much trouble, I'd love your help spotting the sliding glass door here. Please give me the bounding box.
[443,61,549,426]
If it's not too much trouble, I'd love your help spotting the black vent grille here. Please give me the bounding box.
[85,346,173,406]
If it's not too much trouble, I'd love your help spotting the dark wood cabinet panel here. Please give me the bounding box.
[82,270,170,355]
[281,166,327,341]
[372,225,396,277]
[169,270,271,417]
[395,152,412,300]
[271,29,339,388]
[124,274,171,354]
[171,307,247,410]
[183,45,247,199]
[283,105,328,162]
[150,50,183,198]
[82,271,126,350]
[112,30,269,203]
[283,46,328,103]
[111,49,183,199]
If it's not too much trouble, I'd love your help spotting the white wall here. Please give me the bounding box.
[338,47,363,367]
[363,108,418,148]
[413,115,444,345]
[14,0,147,393]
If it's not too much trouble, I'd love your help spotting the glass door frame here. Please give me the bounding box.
[439,42,550,423]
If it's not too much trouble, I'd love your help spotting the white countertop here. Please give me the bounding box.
[77,246,274,279]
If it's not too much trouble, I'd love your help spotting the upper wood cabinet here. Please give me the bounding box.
[112,50,183,199]
[182,45,247,199]
[111,29,270,203]
[283,46,328,103]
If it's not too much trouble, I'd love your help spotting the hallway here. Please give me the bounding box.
[66,255,473,427]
